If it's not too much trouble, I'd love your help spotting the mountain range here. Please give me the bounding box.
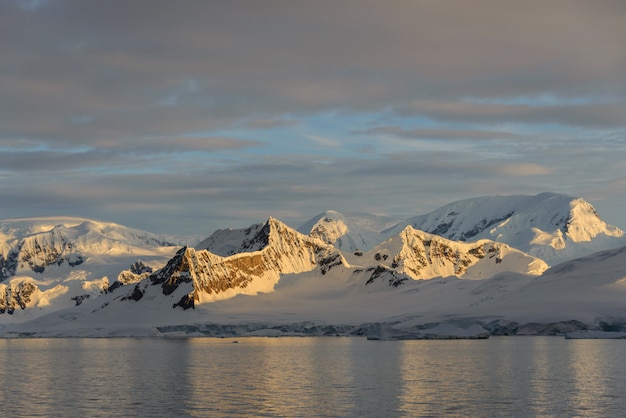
[298,192,624,264]
[0,217,181,318]
[2,193,626,338]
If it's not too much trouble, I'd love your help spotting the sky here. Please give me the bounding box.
[1,0,626,236]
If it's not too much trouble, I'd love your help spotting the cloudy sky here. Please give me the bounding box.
[2,0,626,235]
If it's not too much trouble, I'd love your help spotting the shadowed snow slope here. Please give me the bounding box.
[195,223,265,256]
[464,245,626,325]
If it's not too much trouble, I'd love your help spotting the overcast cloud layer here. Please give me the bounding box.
[2,0,626,235]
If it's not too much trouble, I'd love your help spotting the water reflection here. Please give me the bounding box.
[0,338,195,417]
[569,340,626,416]
[1,337,626,417]
[183,337,403,416]
[522,338,572,416]
[398,340,506,416]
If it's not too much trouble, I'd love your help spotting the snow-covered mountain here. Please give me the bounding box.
[464,245,626,326]
[7,241,626,338]
[3,192,626,338]
[383,193,625,264]
[350,226,547,289]
[123,217,347,309]
[0,217,180,276]
[196,193,626,265]
[126,219,547,309]
[0,217,182,318]
[291,193,624,265]
[297,210,400,253]
[0,218,546,332]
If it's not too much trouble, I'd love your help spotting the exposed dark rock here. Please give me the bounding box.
[106,281,124,293]
[150,246,189,288]
[67,254,85,267]
[318,252,344,275]
[460,212,515,241]
[0,251,19,281]
[240,221,271,252]
[0,281,39,314]
[121,283,145,302]
[130,260,153,275]
[173,293,195,310]
[431,221,454,236]
[366,265,408,287]
[71,294,90,306]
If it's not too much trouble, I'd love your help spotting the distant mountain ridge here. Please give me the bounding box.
[0,217,180,276]
[2,192,626,337]
[122,218,546,310]
[296,193,624,264]
[0,217,182,318]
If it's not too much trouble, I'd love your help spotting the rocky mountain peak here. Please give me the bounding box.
[123,220,348,309]
[358,225,547,288]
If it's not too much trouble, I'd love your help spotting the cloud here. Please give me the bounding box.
[240,117,299,130]
[304,135,342,149]
[1,1,626,234]
[0,144,621,234]
[355,126,522,141]
[0,137,260,174]
[395,100,626,128]
[489,163,553,177]
[2,0,625,145]
[116,136,261,154]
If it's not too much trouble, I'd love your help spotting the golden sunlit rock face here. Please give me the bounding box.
[146,218,348,309]
[360,226,547,288]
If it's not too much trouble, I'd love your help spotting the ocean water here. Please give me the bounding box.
[0,336,625,417]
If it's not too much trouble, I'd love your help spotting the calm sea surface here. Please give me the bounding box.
[1,336,625,417]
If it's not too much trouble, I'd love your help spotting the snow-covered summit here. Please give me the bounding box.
[119,217,348,308]
[1,217,180,251]
[297,210,400,253]
[349,225,547,289]
[383,193,624,264]
[199,211,399,256]
[199,193,623,267]
[0,216,182,279]
[0,216,182,319]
